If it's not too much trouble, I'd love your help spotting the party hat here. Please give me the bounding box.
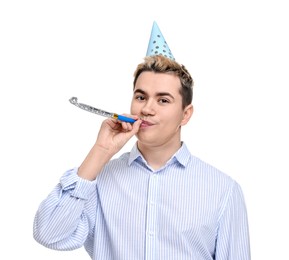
[146,21,175,60]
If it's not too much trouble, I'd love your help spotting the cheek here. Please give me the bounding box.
[169,112,186,127]
[165,108,183,120]
[130,101,139,114]
[130,99,136,111]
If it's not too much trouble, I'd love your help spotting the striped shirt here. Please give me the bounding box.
[33,142,250,259]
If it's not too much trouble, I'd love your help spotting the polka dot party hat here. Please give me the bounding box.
[146,21,175,60]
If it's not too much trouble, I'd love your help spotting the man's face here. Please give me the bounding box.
[131,71,192,147]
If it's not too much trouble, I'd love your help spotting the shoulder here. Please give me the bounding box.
[103,151,131,170]
[187,153,238,190]
[188,155,246,209]
[94,152,131,186]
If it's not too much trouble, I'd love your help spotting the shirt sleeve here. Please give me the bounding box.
[215,181,251,260]
[33,168,98,251]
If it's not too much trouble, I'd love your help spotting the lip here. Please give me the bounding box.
[140,120,155,128]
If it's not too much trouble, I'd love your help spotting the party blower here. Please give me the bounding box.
[69,97,136,123]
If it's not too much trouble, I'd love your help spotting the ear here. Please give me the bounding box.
[180,104,193,126]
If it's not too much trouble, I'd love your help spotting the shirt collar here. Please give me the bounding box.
[128,143,143,166]
[128,142,191,168]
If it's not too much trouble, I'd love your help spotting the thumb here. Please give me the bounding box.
[130,119,142,135]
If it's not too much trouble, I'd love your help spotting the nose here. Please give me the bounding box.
[141,99,156,116]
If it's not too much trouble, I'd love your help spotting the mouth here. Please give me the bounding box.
[140,120,155,128]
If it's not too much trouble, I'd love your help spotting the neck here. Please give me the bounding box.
[137,139,182,170]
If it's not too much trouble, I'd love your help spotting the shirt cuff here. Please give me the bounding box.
[60,167,97,200]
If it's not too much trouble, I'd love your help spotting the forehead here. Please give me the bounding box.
[134,71,181,94]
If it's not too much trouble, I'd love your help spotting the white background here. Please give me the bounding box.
[1,0,288,259]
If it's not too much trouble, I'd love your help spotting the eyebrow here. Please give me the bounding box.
[133,88,175,100]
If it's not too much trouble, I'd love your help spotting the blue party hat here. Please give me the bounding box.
[146,21,175,60]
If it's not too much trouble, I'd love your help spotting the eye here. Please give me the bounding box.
[135,95,145,101]
[159,98,170,104]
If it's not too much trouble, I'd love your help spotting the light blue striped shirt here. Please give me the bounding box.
[33,142,250,259]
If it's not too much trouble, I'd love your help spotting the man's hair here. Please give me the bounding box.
[133,55,194,109]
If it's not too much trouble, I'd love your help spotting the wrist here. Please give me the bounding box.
[78,143,113,181]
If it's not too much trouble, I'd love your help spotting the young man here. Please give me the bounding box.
[33,23,250,259]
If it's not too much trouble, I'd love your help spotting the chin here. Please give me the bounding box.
[137,135,164,147]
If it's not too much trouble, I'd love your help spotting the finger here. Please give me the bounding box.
[120,121,129,131]
[131,118,142,133]
[106,119,121,130]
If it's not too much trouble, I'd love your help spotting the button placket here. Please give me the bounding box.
[145,173,158,259]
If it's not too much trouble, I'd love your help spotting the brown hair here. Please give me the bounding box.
[133,55,193,109]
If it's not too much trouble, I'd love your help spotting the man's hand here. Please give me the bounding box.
[77,116,142,180]
[95,116,142,155]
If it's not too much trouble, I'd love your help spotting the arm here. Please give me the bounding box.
[33,117,142,250]
[215,182,251,260]
[33,168,97,250]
